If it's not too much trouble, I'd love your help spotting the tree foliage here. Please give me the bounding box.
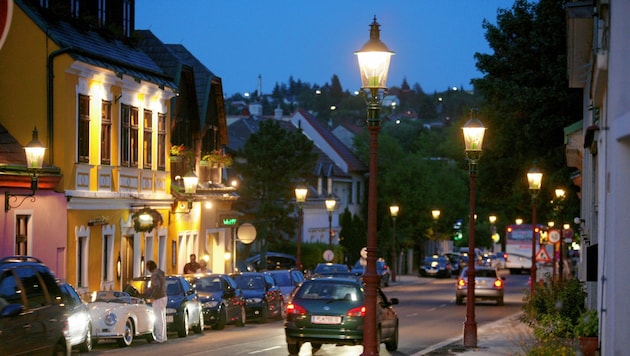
[472,0,582,228]
[233,120,318,248]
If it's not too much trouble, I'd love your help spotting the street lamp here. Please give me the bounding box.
[489,215,499,250]
[5,127,47,211]
[389,204,399,282]
[355,15,394,356]
[432,209,441,252]
[461,109,486,347]
[295,186,308,270]
[325,194,337,250]
[555,188,566,281]
[527,165,543,296]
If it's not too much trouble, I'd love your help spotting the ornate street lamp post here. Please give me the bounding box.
[325,194,337,250]
[527,165,543,296]
[355,16,394,356]
[295,186,308,270]
[389,204,399,282]
[461,109,486,347]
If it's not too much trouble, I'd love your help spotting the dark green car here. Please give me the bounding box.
[284,277,399,354]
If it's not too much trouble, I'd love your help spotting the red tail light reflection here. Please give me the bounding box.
[346,305,366,317]
[286,302,307,315]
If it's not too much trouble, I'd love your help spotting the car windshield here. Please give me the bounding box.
[475,270,497,278]
[234,275,265,290]
[166,280,182,295]
[94,291,137,303]
[194,277,223,292]
[270,272,291,287]
[296,282,362,301]
[314,264,349,273]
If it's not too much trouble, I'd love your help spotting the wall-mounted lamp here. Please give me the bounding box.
[172,168,198,214]
[5,127,46,212]
[116,255,122,280]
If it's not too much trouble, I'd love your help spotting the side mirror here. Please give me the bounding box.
[389,297,399,306]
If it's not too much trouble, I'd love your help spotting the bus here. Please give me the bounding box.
[504,224,552,275]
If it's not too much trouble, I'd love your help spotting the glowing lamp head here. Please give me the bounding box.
[355,16,394,89]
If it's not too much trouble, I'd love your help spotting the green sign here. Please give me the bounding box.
[220,216,238,226]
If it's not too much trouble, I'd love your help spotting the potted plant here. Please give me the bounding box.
[575,309,598,356]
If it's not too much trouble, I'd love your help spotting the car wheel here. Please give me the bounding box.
[117,318,134,347]
[385,321,399,351]
[78,323,93,352]
[53,341,68,356]
[286,337,301,354]
[497,297,504,306]
[455,296,463,305]
[260,302,269,323]
[213,306,227,330]
[193,309,204,334]
[178,312,190,337]
[276,300,285,320]
[311,342,322,351]
[235,305,246,327]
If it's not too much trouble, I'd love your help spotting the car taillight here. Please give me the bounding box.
[457,279,467,287]
[286,302,307,315]
[494,279,503,288]
[347,305,366,317]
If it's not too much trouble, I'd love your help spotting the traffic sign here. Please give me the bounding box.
[535,247,552,262]
[548,229,561,244]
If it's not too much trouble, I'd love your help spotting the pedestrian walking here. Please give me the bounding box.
[145,260,167,343]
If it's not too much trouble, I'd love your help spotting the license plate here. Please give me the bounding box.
[166,315,173,323]
[311,315,341,324]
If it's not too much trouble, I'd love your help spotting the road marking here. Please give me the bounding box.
[248,346,282,354]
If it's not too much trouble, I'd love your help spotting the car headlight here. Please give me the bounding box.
[247,298,262,304]
[203,300,220,308]
[105,312,117,326]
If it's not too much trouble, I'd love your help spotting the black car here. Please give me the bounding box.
[264,269,306,302]
[445,252,463,275]
[419,255,452,278]
[0,256,71,355]
[230,272,284,322]
[59,282,92,352]
[185,274,246,330]
[124,275,204,337]
[245,252,297,271]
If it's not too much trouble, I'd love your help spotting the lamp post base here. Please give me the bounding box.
[463,320,478,347]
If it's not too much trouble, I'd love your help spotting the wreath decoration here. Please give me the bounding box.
[131,208,164,233]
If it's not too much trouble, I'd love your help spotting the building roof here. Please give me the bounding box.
[17,0,176,89]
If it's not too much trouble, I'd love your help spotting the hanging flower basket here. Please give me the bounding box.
[201,149,233,168]
[131,208,163,233]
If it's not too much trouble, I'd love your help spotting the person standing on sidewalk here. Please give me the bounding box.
[146,260,167,343]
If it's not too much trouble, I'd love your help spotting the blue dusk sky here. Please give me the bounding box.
[135,1,514,97]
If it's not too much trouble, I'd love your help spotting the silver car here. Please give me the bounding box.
[455,266,505,305]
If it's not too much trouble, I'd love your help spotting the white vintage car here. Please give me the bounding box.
[88,290,155,347]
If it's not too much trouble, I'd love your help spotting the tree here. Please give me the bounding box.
[472,0,582,224]
[233,119,318,251]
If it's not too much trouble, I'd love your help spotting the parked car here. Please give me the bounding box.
[284,276,399,354]
[185,273,246,330]
[312,263,351,275]
[88,290,155,347]
[0,256,71,356]
[455,266,505,305]
[264,269,305,302]
[419,255,452,278]
[124,275,204,337]
[351,259,391,287]
[230,272,284,322]
[59,282,92,352]
[245,252,297,271]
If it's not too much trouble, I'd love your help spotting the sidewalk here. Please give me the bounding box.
[390,275,535,356]
[412,313,534,355]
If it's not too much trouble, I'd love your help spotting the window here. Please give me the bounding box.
[97,0,106,26]
[122,0,132,37]
[101,100,112,165]
[78,94,90,163]
[143,109,153,168]
[157,113,166,170]
[15,215,30,256]
[121,104,139,167]
[77,235,89,288]
[102,234,113,281]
